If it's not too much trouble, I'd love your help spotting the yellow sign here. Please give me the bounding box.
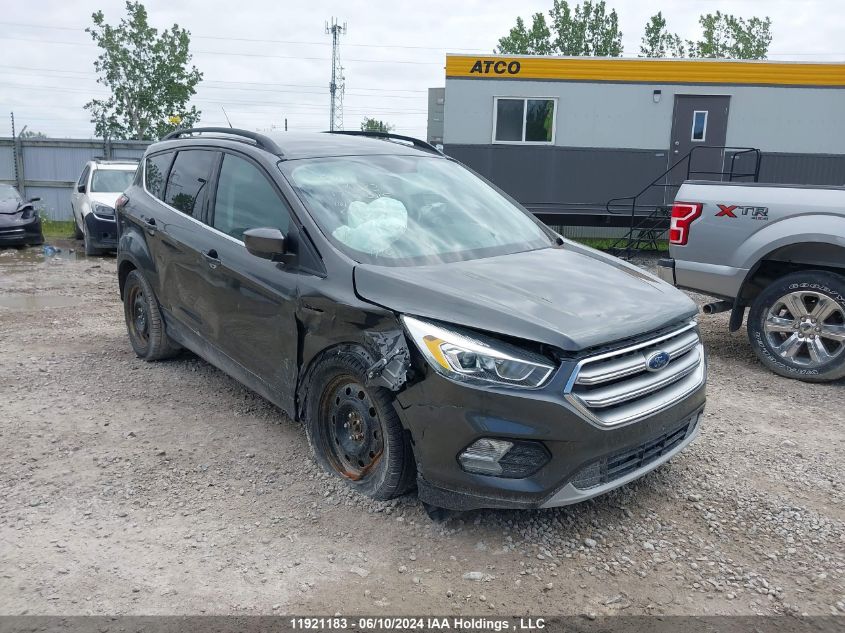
[445,55,845,87]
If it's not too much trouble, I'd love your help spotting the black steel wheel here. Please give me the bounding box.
[304,350,415,500]
[320,376,385,479]
[122,270,181,361]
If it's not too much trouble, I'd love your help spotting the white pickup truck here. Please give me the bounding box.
[658,181,845,382]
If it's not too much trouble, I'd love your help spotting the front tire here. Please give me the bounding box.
[123,270,181,361]
[304,351,415,500]
[747,271,845,382]
[73,212,83,239]
[83,220,103,256]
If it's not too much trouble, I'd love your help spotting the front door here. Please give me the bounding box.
[201,151,299,406]
[667,95,731,200]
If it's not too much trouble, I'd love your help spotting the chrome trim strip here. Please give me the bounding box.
[578,348,701,408]
[575,330,699,386]
[564,321,705,428]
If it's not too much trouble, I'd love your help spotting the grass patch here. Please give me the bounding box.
[572,237,669,253]
[41,219,76,240]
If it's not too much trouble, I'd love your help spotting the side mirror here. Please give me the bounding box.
[77,183,85,193]
[244,227,289,263]
[28,197,41,203]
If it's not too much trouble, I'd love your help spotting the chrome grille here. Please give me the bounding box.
[565,322,705,427]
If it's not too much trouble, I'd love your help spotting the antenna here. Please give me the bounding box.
[325,18,346,131]
[221,107,233,128]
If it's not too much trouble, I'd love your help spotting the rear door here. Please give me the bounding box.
[667,95,731,201]
[198,151,300,397]
[155,149,219,329]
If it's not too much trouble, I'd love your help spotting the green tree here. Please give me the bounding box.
[20,130,48,139]
[688,12,773,59]
[495,13,554,55]
[549,0,622,56]
[497,1,622,56]
[360,118,395,133]
[84,1,203,140]
[639,11,685,58]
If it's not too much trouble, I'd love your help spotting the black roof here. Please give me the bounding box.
[156,128,443,160]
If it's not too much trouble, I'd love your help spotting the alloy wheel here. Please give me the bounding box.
[763,290,845,368]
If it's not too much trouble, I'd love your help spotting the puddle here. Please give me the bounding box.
[0,294,82,311]
[0,241,89,263]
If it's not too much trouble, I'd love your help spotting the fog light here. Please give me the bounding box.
[458,438,550,478]
[459,438,513,476]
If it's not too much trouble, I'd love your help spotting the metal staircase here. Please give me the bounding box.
[606,146,761,259]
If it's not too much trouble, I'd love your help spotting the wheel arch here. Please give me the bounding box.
[116,222,157,300]
[731,241,845,331]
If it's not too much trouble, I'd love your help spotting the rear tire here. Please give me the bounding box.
[304,350,415,500]
[747,270,845,382]
[123,270,181,361]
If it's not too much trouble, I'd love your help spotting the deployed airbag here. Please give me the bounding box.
[333,197,407,254]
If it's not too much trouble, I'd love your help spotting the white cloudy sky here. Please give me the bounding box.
[1,0,842,139]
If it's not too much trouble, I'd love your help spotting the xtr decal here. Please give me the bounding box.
[716,205,769,220]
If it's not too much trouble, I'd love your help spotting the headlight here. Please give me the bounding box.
[91,202,115,219]
[402,315,555,389]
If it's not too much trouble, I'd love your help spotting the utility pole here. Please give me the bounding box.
[325,18,346,131]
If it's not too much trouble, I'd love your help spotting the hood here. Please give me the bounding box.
[88,192,122,208]
[353,244,698,352]
[0,198,22,214]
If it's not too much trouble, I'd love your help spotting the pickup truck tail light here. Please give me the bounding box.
[669,202,703,245]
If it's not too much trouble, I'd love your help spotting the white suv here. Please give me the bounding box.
[71,160,138,254]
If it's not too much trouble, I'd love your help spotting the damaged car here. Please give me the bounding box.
[0,184,42,247]
[116,128,707,515]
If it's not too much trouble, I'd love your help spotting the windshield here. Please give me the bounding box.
[0,184,21,202]
[91,168,136,193]
[280,155,552,266]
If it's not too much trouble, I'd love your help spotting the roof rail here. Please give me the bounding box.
[326,130,443,155]
[162,127,283,156]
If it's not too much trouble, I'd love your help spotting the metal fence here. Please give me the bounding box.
[0,137,150,220]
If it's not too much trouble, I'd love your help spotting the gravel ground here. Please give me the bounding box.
[1,242,843,617]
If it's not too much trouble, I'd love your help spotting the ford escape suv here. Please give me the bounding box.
[116,128,706,515]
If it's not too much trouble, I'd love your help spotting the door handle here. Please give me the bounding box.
[203,249,221,269]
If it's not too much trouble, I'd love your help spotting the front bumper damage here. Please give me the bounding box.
[395,340,706,512]
[0,215,43,246]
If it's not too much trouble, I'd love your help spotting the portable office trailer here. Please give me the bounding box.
[440,54,845,226]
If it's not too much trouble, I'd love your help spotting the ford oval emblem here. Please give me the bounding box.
[646,350,671,372]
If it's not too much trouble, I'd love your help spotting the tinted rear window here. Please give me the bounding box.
[165,150,216,216]
[144,152,175,200]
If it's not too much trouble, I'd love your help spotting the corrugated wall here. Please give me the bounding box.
[0,137,149,220]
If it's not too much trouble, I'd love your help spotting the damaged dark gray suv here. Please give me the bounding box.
[116,128,706,515]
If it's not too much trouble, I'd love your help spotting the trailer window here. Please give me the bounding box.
[691,110,708,141]
[493,98,556,144]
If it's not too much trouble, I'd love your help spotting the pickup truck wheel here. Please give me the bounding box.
[304,351,415,500]
[123,270,181,361]
[748,271,845,382]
